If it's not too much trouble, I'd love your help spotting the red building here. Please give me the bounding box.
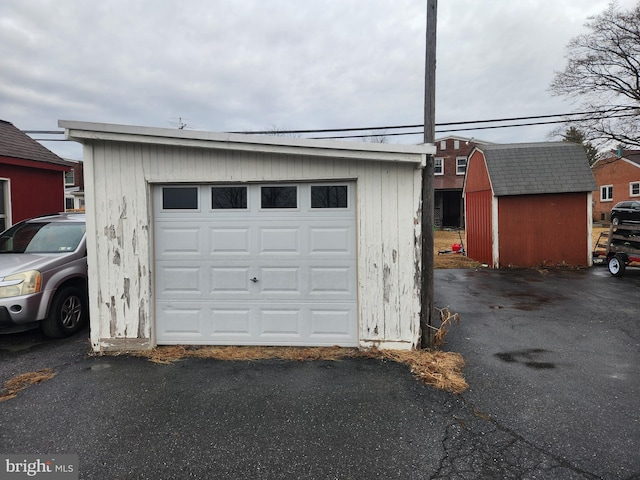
[0,119,74,231]
[591,150,640,223]
[464,143,596,268]
[433,136,493,228]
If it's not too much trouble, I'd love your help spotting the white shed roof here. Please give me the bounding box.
[59,120,435,164]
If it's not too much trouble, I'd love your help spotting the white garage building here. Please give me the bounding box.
[60,121,435,352]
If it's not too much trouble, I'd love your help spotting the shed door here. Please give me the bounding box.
[153,183,357,346]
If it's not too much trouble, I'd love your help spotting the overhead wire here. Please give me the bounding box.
[26,106,637,141]
[312,110,639,139]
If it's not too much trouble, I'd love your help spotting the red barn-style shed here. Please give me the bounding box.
[463,142,597,268]
[0,120,74,230]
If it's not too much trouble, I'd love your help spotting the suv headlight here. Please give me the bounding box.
[0,270,42,299]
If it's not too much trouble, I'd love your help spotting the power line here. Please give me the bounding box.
[25,106,636,141]
[233,106,635,135]
[311,110,639,140]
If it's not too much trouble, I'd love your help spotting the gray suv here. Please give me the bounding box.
[0,213,88,337]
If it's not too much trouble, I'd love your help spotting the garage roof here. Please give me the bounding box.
[478,142,597,196]
[59,120,435,164]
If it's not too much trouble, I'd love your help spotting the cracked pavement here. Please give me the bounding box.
[0,267,638,479]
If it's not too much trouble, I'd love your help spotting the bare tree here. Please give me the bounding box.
[363,130,388,144]
[550,2,640,148]
[263,125,302,138]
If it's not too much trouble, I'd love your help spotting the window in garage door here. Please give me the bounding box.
[162,186,199,210]
[153,182,357,346]
[211,186,247,209]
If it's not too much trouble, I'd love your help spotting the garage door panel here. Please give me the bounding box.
[154,182,357,346]
[211,308,252,335]
[156,266,204,297]
[308,267,354,296]
[258,267,301,294]
[156,306,205,340]
[259,309,301,336]
[156,226,202,257]
[210,227,251,255]
[157,303,356,346]
[309,226,354,255]
[210,267,251,294]
[258,227,300,255]
[309,306,357,338]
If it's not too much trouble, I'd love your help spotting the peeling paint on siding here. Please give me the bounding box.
[414,234,422,289]
[383,264,391,303]
[138,299,146,338]
[112,250,121,266]
[108,296,116,336]
[122,277,130,308]
[116,197,127,247]
[104,225,116,240]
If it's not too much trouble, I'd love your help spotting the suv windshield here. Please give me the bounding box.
[0,222,86,254]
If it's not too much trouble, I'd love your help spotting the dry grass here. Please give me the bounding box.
[0,368,56,402]
[434,229,482,269]
[436,226,617,269]
[432,308,460,347]
[592,225,610,250]
[133,345,468,394]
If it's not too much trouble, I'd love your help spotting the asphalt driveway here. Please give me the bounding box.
[0,266,638,479]
[437,266,640,480]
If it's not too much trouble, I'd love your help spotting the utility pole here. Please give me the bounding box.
[421,0,437,349]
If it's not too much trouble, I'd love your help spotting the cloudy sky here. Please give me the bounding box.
[1,0,637,160]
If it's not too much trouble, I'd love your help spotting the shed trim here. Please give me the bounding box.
[491,195,499,267]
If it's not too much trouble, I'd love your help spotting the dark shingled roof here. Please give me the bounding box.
[0,119,73,167]
[594,149,640,167]
[479,142,597,197]
[620,149,640,166]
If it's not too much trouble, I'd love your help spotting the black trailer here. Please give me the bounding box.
[605,223,640,277]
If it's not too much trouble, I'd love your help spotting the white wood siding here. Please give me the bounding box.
[85,141,424,351]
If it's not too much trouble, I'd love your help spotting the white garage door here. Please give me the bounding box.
[153,183,357,346]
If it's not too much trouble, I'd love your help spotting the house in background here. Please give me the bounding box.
[0,119,74,231]
[434,135,493,228]
[65,160,85,211]
[464,142,596,268]
[591,149,640,223]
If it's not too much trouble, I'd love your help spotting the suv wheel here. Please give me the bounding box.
[611,216,620,226]
[41,286,88,338]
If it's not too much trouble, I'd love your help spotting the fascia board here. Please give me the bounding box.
[59,120,436,164]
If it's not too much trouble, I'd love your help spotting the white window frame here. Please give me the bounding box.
[434,158,444,176]
[440,140,446,150]
[454,139,460,149]
[0,178,11,231]
[601,184,614,202]
[456,156,467,175]
[630,182,640,197]
[65,169,75,187]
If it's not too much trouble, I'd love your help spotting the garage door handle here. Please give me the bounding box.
[250,277,259,283]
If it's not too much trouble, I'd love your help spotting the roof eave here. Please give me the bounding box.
[59,120,436,164]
